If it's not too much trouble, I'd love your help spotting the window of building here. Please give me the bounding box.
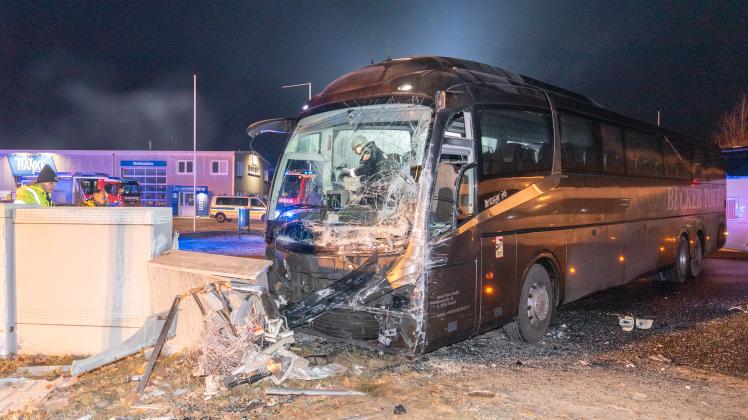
[263,169,270,182]
[236,161,243,177]
[478,109,553,178]
[560,113,602,172]
[211,160,228,175]
[600,123,626,174]
[625,130,662,177]
[178,160,194,174]
[248,154,261,176]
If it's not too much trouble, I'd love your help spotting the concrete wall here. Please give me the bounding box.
[13,207,172,355]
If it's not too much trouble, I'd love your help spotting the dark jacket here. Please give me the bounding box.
[352,142,386,183]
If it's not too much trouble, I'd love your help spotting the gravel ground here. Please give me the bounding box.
[7,240,746,418]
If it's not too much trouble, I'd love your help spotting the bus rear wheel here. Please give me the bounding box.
[504,264,554,344]
[689,235,703,278]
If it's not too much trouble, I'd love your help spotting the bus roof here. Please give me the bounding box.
[308,56,600,109]
[306,56,707,148]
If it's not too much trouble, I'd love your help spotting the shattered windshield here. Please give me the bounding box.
[269,101,433,250]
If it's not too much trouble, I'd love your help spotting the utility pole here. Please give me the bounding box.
[193,74,197,233]
[282,82,312,101]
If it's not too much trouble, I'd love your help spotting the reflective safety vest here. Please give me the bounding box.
[14,184,54,207]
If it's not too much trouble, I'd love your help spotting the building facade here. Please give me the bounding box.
[0,150,271,215]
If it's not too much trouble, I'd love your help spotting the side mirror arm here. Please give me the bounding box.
[452,162,477,226]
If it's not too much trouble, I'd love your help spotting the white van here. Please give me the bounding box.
[209,195,267,223]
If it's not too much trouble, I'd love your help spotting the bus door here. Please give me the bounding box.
[425,111,480,350]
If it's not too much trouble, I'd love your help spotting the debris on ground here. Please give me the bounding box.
[264,387,366,396]
[0,376,74,415]
[618,316,653,331]
[393,403,407,415]
[635,318,653,329]
[468,390,496,398]
[619,316,635,331]
[648,354,673,363]
[14,365,70,377]
[727,304,748,313]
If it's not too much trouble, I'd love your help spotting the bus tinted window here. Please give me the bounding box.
[625,130,662,177]
[560,113,601,172]
[662,138,692,179]
[600,123,626,174]
[479,109,553,177]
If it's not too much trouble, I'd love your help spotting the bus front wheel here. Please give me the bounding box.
[504,264,555,344]
[215,213,226,223]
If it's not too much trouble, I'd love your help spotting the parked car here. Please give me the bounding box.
[209,195,266,223]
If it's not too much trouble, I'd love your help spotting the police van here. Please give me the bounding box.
[209,195,267,223]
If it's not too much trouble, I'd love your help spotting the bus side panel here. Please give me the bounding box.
[478,234,516,331]
[565,224,625,302]
[624,220,659,281]
[515,230,566,305]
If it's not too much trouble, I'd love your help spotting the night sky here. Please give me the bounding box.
[1,1,746,164]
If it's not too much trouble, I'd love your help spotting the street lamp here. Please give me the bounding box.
[282,82,312,101]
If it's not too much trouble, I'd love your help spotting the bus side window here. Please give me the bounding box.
[478,109,553,178]
[625,129,662,177]
[560,113,602,172]
[662,138,692,179]
[600,123,626,174]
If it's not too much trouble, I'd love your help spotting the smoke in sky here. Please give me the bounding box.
[1,54,214,151]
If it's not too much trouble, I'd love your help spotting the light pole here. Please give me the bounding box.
[282,82,312,101]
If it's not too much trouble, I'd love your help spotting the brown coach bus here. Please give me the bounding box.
[248,56,726,355]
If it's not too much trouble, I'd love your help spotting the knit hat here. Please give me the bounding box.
[36,164,58,183]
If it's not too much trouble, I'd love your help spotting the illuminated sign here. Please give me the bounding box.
[7,154,57,177]
[120,160,167,167]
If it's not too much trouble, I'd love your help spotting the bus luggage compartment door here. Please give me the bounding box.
[425,261,477,351]
[479,234,516,331]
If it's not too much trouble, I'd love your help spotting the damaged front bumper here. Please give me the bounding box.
[266,247,425,355]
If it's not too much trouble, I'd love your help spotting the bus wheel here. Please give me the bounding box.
[689,235,703,278]
[216,213,226,223]
[662,235,689,283]
[504,264,554,344]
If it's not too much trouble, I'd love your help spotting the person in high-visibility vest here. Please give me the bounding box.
[14,164,58,207]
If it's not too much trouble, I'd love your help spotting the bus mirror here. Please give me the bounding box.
[246,118,297,141]
[453,162,477,225]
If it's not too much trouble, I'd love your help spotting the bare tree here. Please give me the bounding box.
[715,95,748,148]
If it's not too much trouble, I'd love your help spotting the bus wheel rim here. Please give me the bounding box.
[527,281,550,325]
[691,242,702,273]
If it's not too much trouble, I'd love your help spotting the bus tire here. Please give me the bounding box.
[215,213,226,223]
[662,235,689,283]
[717,224,727,249]
[688,235,703,278]
[505,264,554,344]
